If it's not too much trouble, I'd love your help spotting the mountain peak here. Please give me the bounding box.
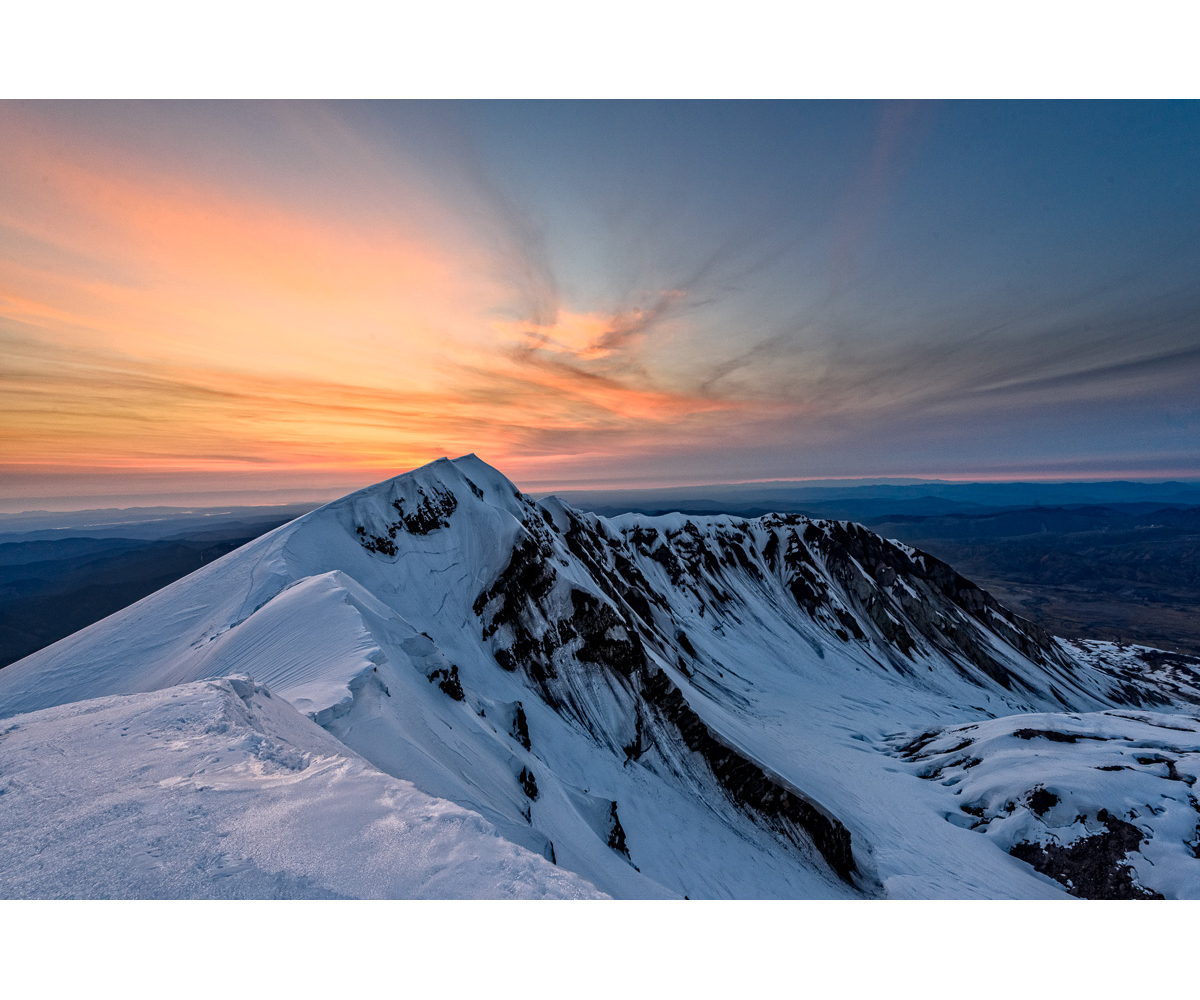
[355,454,519,506]
[2,455,1198,899]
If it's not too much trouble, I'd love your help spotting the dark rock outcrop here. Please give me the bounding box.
[1010,809,1162,899]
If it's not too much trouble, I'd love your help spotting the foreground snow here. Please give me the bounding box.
[893,709,1200,899]
[0,676,602,899]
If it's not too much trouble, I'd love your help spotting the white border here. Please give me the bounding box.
[5,1,1200,98]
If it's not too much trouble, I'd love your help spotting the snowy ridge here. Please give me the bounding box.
[1,454,1198,898]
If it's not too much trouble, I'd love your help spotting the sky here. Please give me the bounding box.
[2,100,1199,507]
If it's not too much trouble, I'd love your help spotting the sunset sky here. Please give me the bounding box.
[3,100,1199,507]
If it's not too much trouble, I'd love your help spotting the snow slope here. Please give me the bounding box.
[0,675,601,899]
[893,709,1200,899]
[1,454,1197,898]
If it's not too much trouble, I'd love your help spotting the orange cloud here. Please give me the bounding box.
[0,104,775,496]
[0,104,508,383]
[497,292,687,361]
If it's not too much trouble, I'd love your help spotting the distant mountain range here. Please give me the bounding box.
[544,478,1200,521]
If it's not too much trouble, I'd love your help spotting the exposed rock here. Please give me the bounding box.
[1012,728,1107,744]
[606,801,630,859]
[428,664,463,701]
[1027,785,1059,817]
[640,666,857,881]
[511,702,531,750]
[519,766,539,800]
[1010,809,1163,899]
[392,486,458,535]
[356,486,458,554]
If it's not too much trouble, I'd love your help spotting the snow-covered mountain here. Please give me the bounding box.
[1,455,1197,898]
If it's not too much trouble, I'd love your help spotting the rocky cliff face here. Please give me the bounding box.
[344,458,1200,894]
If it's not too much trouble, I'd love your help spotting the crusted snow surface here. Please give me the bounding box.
[892,710,1200,898]
[1064,638,1200,706]
[1,453,1198,898]
[0,676,603,899]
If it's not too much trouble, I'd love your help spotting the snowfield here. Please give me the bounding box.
[893,709,1200,899]
[1,455,1197,898]
[0,676,603,899]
